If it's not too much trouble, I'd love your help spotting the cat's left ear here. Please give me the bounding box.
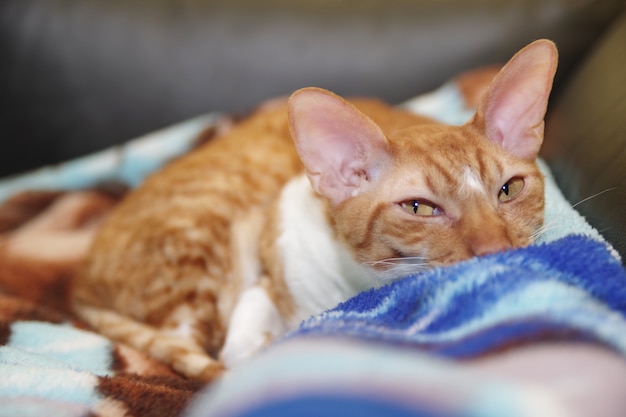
[473,39,558,160]
[288,87,390,206]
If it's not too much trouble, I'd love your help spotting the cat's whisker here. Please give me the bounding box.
[532,226,562,242]
[376,264,431,283]
[531,223,551,241]
[531,188,618,243]
[571,188,617,209]
[366,256,431,283]
[365,256,429,267]
[531,220,565,241]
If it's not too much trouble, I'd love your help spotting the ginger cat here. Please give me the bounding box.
[71,40,558,380]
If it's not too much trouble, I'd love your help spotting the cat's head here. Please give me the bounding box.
[288,40,558,276]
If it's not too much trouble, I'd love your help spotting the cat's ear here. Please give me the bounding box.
[473,39,558,160]
[288,87,390,206]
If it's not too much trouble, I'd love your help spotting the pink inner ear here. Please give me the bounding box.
[477,40,558,160]
[288,88,389,206]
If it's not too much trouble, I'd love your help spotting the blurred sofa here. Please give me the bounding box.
[0,0,624,258]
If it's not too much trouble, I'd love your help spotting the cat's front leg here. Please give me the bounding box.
[219,284,287,369]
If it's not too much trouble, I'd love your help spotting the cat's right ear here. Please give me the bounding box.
[288,88,390,206]
[473,39,558,160]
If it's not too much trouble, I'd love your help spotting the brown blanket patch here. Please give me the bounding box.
[98,373,205,417]
[0,190,121,309]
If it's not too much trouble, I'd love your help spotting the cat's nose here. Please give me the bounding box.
[467,232,513,257]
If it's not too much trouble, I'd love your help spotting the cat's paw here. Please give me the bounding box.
[219,286,286,369]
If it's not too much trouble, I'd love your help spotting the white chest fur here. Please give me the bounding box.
[276,175,380,328]
[220,174,380,368]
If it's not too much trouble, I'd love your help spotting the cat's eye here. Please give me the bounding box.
[399,199,442,216]
[498,178,524,202]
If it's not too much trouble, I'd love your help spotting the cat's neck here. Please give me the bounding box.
[273,174,380,327]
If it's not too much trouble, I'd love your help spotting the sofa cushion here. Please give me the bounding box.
[543,9,626,262]
[0,0,623,177]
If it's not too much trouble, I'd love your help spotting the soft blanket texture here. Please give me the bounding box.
[1,71,625,417]
[0,293,204,417]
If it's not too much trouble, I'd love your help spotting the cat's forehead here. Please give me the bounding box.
[389,124,500,166]
[384,124,513,196]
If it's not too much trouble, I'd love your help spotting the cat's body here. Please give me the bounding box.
[71,40,557,380]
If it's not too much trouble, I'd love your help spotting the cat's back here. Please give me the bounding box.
[73,104,302,320]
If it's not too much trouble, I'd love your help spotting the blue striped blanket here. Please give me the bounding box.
[295,235,626,356]
[187,235,626,417]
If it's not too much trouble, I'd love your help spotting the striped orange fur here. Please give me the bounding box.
[71,40,558,380]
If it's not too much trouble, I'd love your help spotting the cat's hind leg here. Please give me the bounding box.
[73,303,224,380]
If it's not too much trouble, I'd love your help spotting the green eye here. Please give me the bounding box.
[498,178,524,202]
[399,200,441,216]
